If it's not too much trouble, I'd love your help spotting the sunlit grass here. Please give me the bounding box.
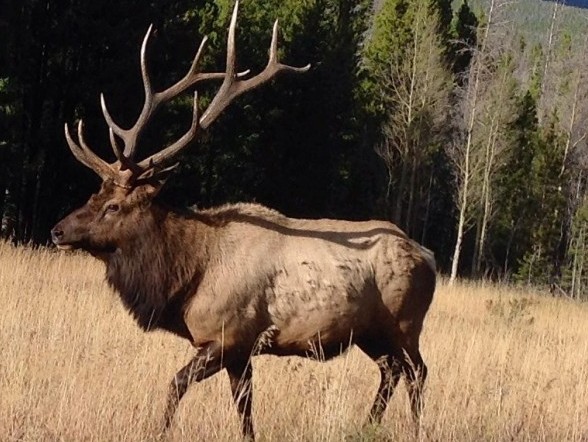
[1,241,587,441]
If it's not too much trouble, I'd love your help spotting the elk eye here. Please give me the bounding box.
[105,203,120,213]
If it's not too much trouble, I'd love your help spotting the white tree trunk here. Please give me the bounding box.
[450,192,468,283]
[449,0,496,284]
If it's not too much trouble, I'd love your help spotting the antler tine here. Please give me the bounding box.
[199,1,240,129]
[100,94,122,138]
[137,91,200,170]
[114,25,157,158]
[64,122,114,180]
[199,1,310,129]
[252,19,313,82]
[120,24,157,158]
[156,37,221,102]
[108,127,124,161]
[100,24,155,150]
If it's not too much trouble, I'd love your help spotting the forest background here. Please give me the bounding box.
[1,0,587,297]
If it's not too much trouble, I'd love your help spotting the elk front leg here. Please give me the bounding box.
[161,342,224,433]
[227,360,255,440]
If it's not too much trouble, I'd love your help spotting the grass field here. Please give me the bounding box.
[1,241,587,441]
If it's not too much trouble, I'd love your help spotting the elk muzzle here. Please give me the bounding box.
[51,205,94,251]
[51,220,76,250]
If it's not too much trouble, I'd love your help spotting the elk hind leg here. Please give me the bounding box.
[401,348,427,422]
[359,342,403,425]
[227,360,255,440]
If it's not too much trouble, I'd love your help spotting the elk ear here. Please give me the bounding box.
[136,161,178,200]
[136,179,166,202]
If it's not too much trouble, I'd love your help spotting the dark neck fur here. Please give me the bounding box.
[105,206,210,334]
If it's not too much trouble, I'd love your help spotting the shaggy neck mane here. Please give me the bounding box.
[105,206,210,333]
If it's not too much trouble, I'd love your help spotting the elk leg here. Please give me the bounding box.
[401,349,427,422]
[227,360,255,440]
[367,354,403,424]
[161,342,224,433]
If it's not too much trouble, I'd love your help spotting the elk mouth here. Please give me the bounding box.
[54,239,116,255]
[55,243,75,251]
[52,236,82,251]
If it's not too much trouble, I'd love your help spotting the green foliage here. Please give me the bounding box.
[561,201,588,299]
[491,91,539,271]
[514,117,567,286]
[432,0,453,40]
[361,0,413,118]
[490,91,568,284]
[528,44,544,100]
[450,0,478,77]
[364,0,412,70]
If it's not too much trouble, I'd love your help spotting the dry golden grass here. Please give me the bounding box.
[1,240,587,441]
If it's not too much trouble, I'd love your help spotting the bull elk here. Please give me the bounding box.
[51,2,436,439]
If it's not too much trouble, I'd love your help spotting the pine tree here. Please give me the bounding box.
[492,90,539,276]
[450,0,479,79]
[362,0,413,120]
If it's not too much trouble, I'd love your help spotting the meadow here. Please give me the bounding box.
[1,241,587,441]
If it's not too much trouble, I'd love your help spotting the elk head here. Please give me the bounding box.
[51,1,309,254]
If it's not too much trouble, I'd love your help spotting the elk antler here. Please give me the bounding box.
[64,121,114,181]
[198,4,311,129]
[64,0,310,186]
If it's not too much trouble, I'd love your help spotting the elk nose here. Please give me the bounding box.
[51,226,64,244]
